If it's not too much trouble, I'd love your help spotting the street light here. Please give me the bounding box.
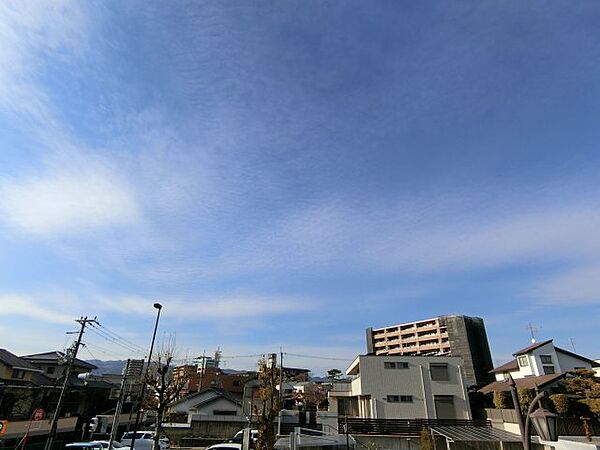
[530,407,559,442]
[508,374,559,450]
[130,302,163,450]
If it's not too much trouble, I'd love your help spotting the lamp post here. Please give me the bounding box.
[507,375,559,450]
[130,303,163,450]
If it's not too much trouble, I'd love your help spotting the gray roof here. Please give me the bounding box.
[431,425,522,442]
[22,351,97,371]
[0,349,40,371]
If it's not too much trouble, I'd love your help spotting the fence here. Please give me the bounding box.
[339,418,491,436]
[485,408,600,437]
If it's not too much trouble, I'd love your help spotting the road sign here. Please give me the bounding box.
[33,408,45,421]
[0,420,8,436]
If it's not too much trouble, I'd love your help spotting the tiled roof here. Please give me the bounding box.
[478,373,564,395]
[489,359,519,373]
[512,339,553,356]
[22,351,97,370]
[0,349,40,371]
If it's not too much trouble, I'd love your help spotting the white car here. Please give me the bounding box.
[120,432,169,450]
[206,444,242,450]
[90,441,131,450]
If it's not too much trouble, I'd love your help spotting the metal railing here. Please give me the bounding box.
[339,418,491,436]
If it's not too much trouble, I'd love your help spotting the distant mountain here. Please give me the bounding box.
[86,359,127,375]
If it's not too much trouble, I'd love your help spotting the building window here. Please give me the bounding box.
[46,366,56,375]
[517,356,529,367]
[386,395,400,403]
[213,410,237,416]
[11,369,25,379]
[232,380,241,387]
[430,363,450,381]
[543,365,555,375]
[540,355,553,364]
[434,395,456,419]
[384,361,409,369]
[400,395,413,403]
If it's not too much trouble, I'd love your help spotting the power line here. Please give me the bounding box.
[87,324,144,355]
[285,353,353,362]
[95,322,145,352]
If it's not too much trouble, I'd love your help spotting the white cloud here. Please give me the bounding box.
[0,165,140,236]
[95,293,313,319]
[533,266,600,305]
[0,294,73,324]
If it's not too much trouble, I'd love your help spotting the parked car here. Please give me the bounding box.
[206,444,242,450]
[229,430,258,448]
[66,443,104,450]
[120,432,169,450]
[90,441,131,450]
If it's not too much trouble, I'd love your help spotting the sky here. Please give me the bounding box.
[1,1,599,374]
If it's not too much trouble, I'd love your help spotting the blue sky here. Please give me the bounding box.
[1,1,599,373]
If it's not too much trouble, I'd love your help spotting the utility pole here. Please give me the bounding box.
[198,350,206,392]
[108,359,132,450]
[45,316,97,450]
[278,348,284,408]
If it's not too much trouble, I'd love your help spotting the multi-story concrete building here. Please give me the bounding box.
[366,315,493,386]
[328,354,471,420]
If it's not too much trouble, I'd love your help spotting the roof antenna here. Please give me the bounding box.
[569,338,577,353]
[526,323,540,343]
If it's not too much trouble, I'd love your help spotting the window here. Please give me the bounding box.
[430,363,450,381]
[213,410,237,416]
[11,369,25,379]
[232,380,241,387]
[517,356,529,367]
[46,366,56,375]
[386,395,400,403]
[400,395,413,403]
[384,361,409,369]
[434,395,456,419]
[540,355,552,364]
[543,365,555,375]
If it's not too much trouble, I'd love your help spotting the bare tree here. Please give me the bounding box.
[253,356,281,450]
[144,340,189,450]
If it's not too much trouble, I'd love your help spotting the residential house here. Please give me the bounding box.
[479,339,600,395]
[0,348,42,385]
[22,351,97,379]
[328,355,471,420]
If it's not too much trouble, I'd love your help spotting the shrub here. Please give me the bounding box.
[420,427,434,450]
[549,394,571,416]
[493,391,512,409]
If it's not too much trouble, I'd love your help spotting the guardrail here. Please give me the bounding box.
[339,418,491,436]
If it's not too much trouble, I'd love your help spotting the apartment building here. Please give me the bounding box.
[328,354,471,420]
[366,315,493,386]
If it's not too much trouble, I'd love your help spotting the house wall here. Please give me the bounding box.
[0,363,34,382]
[191,397,243,417]
[555,352,594,372]
[333,356,470,420]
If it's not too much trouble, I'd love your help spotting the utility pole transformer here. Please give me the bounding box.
[45,316,98,450]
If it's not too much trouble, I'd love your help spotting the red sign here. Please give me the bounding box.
[33,408,45,421]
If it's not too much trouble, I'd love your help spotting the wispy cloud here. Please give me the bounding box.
[533,266,600,305]
[0,162,140,236]
[0,294,73,324]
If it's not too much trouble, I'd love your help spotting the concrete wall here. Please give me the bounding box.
[353,355,471,420]
[163,419,246,443]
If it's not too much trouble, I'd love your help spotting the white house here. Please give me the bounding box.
[168,388,244,422]
[328,355,471,420]
[491,339,598,381]
[480,339,600,395]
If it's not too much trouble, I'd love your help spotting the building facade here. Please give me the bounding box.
[365,315,493,386]
[328,355,471,420]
